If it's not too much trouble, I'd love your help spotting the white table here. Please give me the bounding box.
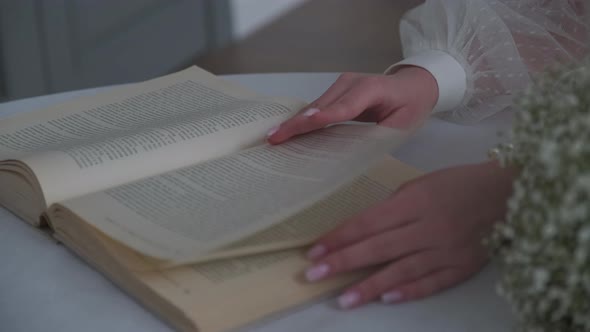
[0,73,516,332]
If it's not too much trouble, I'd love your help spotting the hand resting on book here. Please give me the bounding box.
[266,66,438,144]
[302,161,516,309]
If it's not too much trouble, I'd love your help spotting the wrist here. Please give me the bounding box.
[391,65,439,112]
[482,160,518,215]
[453,161,518,228]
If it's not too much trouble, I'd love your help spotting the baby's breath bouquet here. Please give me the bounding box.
[490,58,590,332]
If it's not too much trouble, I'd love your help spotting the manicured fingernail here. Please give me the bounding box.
[338,291,360,309]
[381,291,403,304]
[305,263,329,282]
[266,125,279,138]
[303,108,320,117]
[306,245,327,260]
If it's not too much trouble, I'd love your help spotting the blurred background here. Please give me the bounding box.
[0,0,420,101]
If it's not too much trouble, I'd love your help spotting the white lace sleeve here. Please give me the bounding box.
[388,0,589,123]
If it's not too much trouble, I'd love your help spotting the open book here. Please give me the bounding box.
[0,66,421,332]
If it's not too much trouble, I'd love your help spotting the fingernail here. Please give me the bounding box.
[266,125,279,138]
[381,291,403,304]
[305,263,329,282]
[338,291,360,309]
[306,245,327,260]
[303,108,320,117]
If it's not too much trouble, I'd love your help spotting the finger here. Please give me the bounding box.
[304,223,429,282]
[265,73,358,145]
[268,78,384,144]
[380,268,474,305]
[335,249,451,309]
[307,188,419,260]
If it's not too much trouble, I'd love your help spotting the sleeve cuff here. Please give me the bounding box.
[384,50,467,113]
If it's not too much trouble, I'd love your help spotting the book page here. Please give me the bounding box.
[208,158,421,260]
[59,124,409,265]
[56,157,421,272]
[0,66,305,205]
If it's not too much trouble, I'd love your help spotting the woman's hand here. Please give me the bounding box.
[303,161,516,309]
[266,66,439,144]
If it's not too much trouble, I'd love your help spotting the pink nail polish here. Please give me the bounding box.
[338,291,360,309]
[266,125,279,137]
[305,263,329,282]
[303,108,320,117]
[306,245,327,260]
[381,291,403,304]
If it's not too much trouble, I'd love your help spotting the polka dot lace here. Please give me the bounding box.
[399,0,589,123]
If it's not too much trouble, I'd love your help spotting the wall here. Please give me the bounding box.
[230,0,308,40]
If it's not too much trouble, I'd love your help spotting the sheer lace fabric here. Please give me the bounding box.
[400,0,589,123]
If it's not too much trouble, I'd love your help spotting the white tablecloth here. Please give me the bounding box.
[0,73,516,332]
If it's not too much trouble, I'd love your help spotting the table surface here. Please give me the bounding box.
[0,73,516,332]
